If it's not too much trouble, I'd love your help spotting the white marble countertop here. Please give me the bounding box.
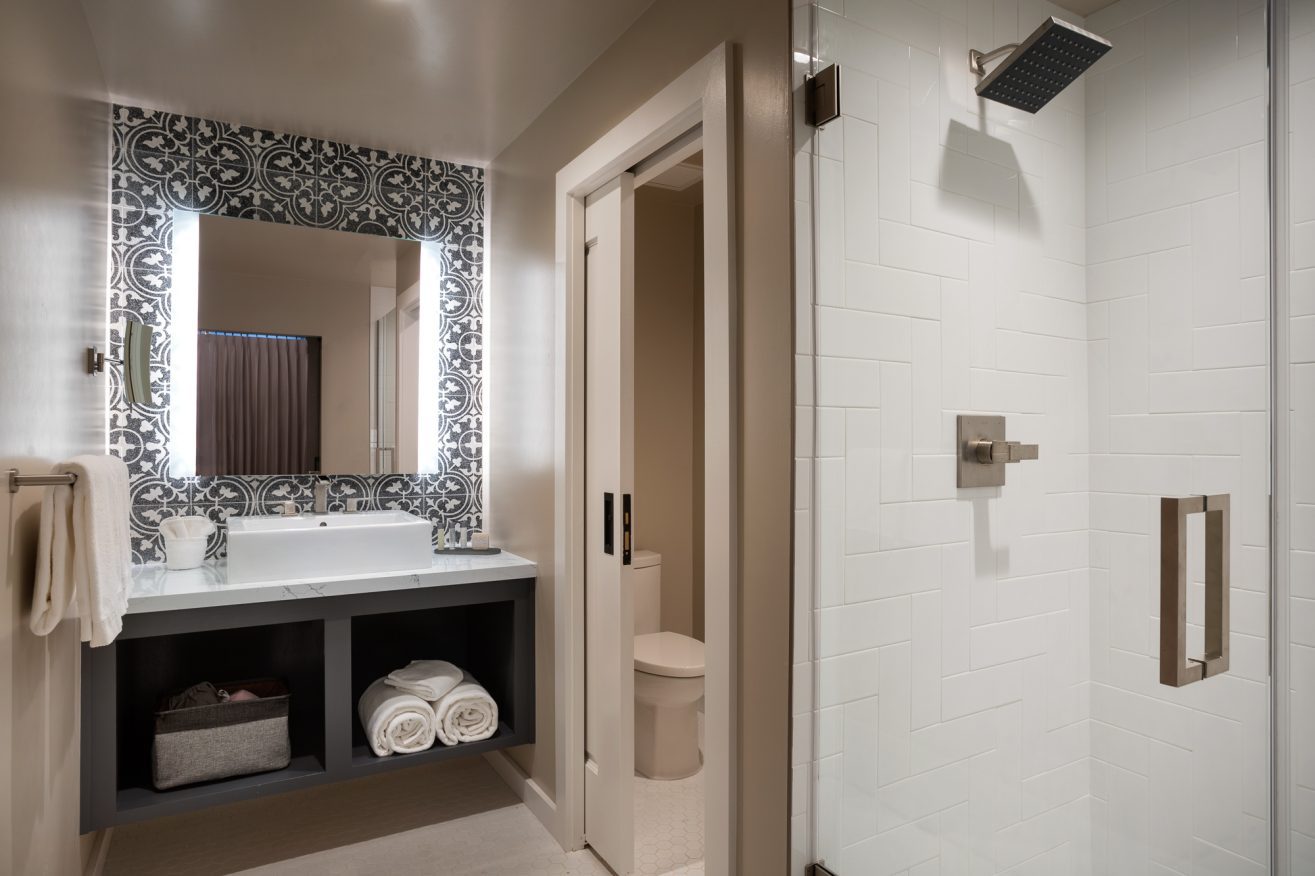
[127,551,536,614]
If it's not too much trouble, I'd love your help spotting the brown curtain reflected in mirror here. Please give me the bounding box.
[197,331,322,475]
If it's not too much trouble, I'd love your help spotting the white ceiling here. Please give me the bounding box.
[1051,0,1121,15]
[645,156,703,193]
[79,0,656,166]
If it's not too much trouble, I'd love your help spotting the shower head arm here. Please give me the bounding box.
[968,44,1019,77]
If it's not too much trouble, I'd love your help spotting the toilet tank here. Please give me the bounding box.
[632,550,661,635]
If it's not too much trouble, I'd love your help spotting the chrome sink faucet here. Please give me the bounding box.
[313,477,331,514]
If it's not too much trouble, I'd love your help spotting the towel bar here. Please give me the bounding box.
[7,469,78,493]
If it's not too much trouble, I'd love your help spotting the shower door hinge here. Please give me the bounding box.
[805,64,841,127]
[808,864,839,876]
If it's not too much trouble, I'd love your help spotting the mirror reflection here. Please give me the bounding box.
[196,214,420,477]
[122,318,154,406]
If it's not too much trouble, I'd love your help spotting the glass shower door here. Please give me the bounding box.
[793,0,1277,873]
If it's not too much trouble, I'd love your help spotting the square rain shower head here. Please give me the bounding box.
[974,17,1112,113]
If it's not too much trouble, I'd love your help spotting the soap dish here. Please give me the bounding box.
[435,547,503,556]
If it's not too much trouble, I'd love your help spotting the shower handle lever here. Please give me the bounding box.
[956,415,1039,487]
[970,438,1039,465]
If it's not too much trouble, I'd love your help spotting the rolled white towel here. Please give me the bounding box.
[432,674,499,746]
[384,659,462,701]
[358,678,436,756]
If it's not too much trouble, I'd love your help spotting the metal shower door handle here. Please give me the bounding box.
[1159,494,1230,687]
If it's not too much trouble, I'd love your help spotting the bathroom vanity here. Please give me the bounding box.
[80,553,535,831]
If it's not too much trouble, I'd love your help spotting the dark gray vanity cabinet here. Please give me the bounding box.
[80,576,534,831]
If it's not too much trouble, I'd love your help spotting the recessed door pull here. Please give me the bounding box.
[603,492,615,556]
[622,493,632,566]
[956,415,1040,487]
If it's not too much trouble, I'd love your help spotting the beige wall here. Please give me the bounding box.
[634,185,704,639]
[486,1,793,869]
[199,270,377,474]
[0,1,108,872]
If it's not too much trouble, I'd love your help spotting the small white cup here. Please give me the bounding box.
[164,537,209,571]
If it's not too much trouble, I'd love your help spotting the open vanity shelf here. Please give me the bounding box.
[80,568,534,830]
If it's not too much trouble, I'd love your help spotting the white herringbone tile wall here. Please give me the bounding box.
[1084,0,1271,873]
[793,0,1287,873]
[795,0,1095,872]
[1289,0,1315,869]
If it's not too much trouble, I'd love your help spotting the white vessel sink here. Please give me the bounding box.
[226,510,434,585]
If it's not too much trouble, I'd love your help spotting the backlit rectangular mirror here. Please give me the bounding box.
[171,212,435,477]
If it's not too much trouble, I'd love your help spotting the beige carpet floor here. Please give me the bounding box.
[105,755,708,875]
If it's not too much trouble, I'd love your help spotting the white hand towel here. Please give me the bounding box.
[358,678,436,756]
[384,659,463,701]
[433,673,499,746]
[29,455,133,647]
[158,515,216,540]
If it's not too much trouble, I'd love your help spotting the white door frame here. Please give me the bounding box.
[553,43,737,876]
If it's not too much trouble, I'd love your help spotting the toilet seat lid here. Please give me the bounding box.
[634,632,705,678]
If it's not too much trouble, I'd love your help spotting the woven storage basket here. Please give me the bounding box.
[152,678,291,790]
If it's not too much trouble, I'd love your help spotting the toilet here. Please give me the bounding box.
[632,550,705,780]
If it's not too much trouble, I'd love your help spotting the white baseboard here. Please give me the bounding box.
[483,751,564,846]
[84,828,113,876]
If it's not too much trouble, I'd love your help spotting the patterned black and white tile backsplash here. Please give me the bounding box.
[110,105,484,564]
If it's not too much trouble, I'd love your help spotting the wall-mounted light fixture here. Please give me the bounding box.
[170,209,200,477]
